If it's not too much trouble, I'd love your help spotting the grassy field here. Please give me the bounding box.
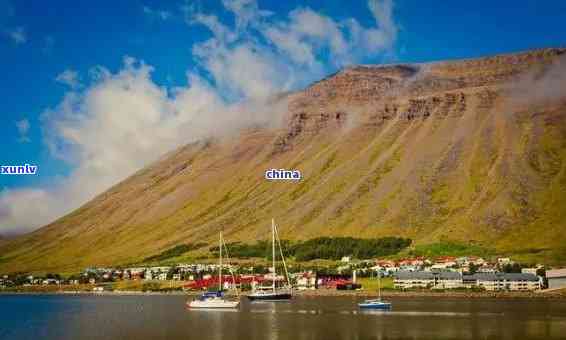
[357,277,394,291]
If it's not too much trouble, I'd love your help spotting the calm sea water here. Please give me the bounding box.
[1,294,566,340]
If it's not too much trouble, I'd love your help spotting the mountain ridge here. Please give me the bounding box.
[1,47,566,273]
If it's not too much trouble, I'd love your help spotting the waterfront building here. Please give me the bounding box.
[463,273,541,291]
[396,271,541,291]
[547,269,566,289]
[394,271,435,289]
[433,272,463,289]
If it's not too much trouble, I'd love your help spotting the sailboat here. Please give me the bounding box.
[358,270,391,310]
[187,232,240,309]
[247,218,293,301]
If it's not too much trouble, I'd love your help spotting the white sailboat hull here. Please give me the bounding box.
[187,298,240,309]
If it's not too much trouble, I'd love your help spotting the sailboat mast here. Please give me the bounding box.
[272,218,276,292]
[219,231,222,292]
[378,269,381,300]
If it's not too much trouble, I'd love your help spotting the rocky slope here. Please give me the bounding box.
[1,48,566,273]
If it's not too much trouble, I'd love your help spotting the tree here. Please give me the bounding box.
[468,263,480,274]
[501,263,522,273]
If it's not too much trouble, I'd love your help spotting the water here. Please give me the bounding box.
[1,294,566,340]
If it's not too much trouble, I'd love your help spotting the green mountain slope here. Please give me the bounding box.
[1,48,566,273]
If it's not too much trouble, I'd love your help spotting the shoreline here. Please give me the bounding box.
[2,288,564,299]
[296,288,566,299]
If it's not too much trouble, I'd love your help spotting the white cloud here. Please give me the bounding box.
[55,69,81,89]
[506,53,566,109]
[143,5,171,20]
[189,12,238,44]
[0,57,287,235]
[189,0,398,100]
[6,26,26,44]
[261,0,397,67]
[0,0,399,235]
[0,189,55,235]
[15,118,31,143]
[221,0,272,31]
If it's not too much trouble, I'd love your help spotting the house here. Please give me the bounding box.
[476,265,498,274]
[295,271,317,290]
[399,265,420,272]
[126,268,146,280]
[431,256,457,269]
[42,278,60,285]
[157,272,168,281]
[546,268,566,290]
[375,259,395,266]
[394,271,435,289]
[463,273,541,291]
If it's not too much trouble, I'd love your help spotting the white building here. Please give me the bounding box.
[396,271,541,291]
[463,273,541,291]
[497,258,512,265]
[433,272,463,289]
[394,271,435,289]
[547,269,566,290]
[42,279,60,285]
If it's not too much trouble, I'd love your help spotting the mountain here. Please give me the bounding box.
[1,48,566,273]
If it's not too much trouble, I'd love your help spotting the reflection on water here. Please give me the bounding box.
[1,295,566,340]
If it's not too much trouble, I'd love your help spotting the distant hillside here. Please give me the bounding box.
[1,48,566,273]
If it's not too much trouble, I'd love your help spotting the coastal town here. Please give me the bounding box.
[2,255,565,294]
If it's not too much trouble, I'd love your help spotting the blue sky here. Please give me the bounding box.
[1,0,565,234]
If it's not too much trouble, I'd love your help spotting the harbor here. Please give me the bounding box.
[2,294,566,340]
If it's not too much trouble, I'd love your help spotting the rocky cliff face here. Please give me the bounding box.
[2,48,566,273]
